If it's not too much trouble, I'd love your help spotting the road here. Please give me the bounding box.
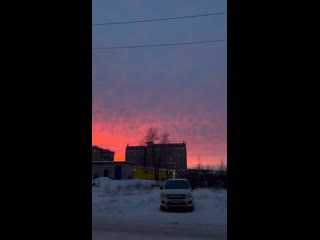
[92,217,227,240]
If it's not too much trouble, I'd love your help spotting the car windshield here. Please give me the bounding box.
[164,180,190,189]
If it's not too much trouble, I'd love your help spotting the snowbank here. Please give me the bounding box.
[92,178,227,227]
[92,177,160,196]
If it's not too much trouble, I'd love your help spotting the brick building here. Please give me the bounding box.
[125,141,187,177]
[92,146,114,162]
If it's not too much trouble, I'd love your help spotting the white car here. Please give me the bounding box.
[160,179,194,211]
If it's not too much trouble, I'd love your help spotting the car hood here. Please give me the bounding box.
[162,189,191,194]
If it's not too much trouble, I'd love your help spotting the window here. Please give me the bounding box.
[164,180,190,189]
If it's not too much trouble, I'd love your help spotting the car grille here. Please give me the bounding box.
[167,194,185,199]
[167,201,186,205]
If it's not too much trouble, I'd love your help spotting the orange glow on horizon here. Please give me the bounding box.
[114,158,125,161]
[92,103,227,167]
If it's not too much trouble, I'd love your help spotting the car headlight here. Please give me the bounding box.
[161,193,167,198]
[186,193,192,198]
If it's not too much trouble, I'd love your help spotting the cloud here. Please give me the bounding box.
[92,0,227,167]
[92,96,227,166]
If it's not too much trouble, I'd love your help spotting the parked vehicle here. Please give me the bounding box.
[160,178,194,211]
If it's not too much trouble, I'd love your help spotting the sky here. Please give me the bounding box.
[92,0,227,168]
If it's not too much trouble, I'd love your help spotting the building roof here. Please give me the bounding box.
[126,146,146,149]
[92,161,136,165]
[92,146,114,152]
[154,142,185,145]
[152,143,186,148]
[134,166,175,171]
[126,142,186,148]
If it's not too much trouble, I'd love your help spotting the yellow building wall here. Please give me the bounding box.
[134,168,168,180]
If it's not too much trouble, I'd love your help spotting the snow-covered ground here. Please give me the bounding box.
[92,177,227,240]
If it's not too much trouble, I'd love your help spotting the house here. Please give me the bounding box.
[133,166,176,180]
[92,161,135,179]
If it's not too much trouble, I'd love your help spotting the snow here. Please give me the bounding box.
[92,177,227,239]
[92,230,224,240]
[92,177,227,225]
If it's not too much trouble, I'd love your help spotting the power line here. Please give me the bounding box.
[93,12,227,26]
[92,39,226,50]
[92,40,226,50]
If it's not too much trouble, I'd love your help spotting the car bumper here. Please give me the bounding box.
[160,197,194,207]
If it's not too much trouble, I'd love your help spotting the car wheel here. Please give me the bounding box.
[189,205,194,212]
[160,205,165,211]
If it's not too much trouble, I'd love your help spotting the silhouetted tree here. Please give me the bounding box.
[139,127,160,146]
[220,159,224,172]
[139,127,174,180]
[152,155,162,181]
[197,154,201,170]
[159,131,170,144]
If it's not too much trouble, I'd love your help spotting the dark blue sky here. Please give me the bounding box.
[92,0,227,167]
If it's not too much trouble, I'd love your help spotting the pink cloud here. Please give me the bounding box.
[92,96,227,166]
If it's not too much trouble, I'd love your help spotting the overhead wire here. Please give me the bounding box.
[92,40,226,50]
[93,12,227,26]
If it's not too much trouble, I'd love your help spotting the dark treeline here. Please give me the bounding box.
[181,169,227,189]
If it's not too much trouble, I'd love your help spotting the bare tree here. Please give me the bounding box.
[139,127,160,146]
[220,159,224,172]
[148,146,168,181]
[197,154,201,170]
[139,127,174,180]
[152,155,162,181]
[159,131,170,144]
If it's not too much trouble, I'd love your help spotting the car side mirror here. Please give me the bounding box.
[160,186,163,190]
